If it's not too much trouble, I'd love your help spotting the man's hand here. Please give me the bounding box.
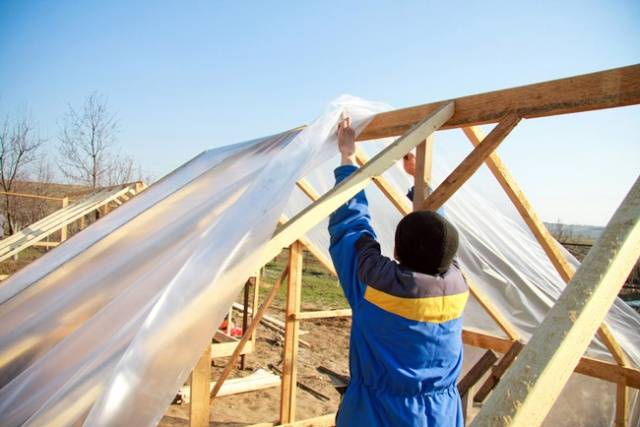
[403,153,416,177]
[337,113,356,166]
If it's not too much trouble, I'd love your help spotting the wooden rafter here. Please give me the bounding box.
[358,64,640,140]
[422,113,520,211]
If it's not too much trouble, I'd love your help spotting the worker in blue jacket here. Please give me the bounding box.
[328,114,468,426]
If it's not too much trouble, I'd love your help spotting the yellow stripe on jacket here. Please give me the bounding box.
[364,286,468,323]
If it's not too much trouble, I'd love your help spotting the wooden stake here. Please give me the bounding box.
[471,175,640,427]
[210,266,290,402]
[280,241,303,423]
[189,344,211,427]
[422,113,520,211]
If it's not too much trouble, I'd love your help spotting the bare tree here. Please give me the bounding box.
[58,92,133,189]
[0,116,43,233]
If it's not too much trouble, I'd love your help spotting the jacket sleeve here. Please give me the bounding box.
[328,165,376,309]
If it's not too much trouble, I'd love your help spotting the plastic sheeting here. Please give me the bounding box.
[0,96,638,426]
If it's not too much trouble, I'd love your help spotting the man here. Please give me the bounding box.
[328,115,468,426]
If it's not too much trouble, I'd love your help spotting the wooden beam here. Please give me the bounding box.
[255,102,453,273]
[210,340,254,359]
[280,241,303,424]
[293,309,352,320]
[210,266,290,402]
[471,175,640,427]
[474,341,524,403]
[296,179,321,201]
[358,64,640,140]
[462,125,630,368]
[422,113,520,211]
[189,345,211,427]
[413,136,433,210]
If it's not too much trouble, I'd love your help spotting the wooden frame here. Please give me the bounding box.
[184,65,640,427]
[0,183,143,268]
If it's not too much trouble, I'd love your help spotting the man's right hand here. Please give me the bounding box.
[337,113,356,165]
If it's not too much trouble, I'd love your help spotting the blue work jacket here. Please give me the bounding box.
[328,165,468,427]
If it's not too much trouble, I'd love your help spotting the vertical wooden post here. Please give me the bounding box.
[251,271,261,350]
[413,135,433,211]
[79,215,86,231]
[280,241,303,424]
[189,344,211,427]
[60,197,69,242]
[240,280,251,370]
[615,383,628,427]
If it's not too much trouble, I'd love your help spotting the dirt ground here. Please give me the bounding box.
[159,309,351,426]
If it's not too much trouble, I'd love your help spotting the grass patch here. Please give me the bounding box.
[254,248,348,311]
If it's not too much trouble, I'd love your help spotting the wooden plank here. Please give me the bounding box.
[189,345,211,427]
[280,241,303,423]
[358,64,640,140]
[296,179,321,201]
[413,136,433,210]
[181,369,280,401]
[255,102,454,272]
[293,309,352,321]
[421,113,520,211]
[463,125,629,368]
[474,341,524,403]
[210,340,254,359]
[470,176,640,427]
[210,266,290,402]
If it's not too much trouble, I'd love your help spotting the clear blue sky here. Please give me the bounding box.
[1,1,639,225]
